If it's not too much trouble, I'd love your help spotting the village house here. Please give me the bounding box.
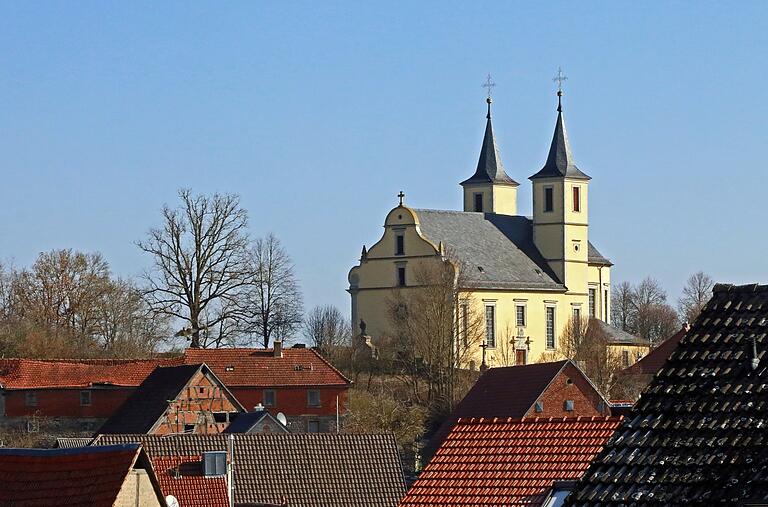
[0,343,352,435]
[422,359,613,464]
[567,283,768,505]
[97,363,246,435]
[401,416,622,506]
[92,433,406,507]
[349,88,614,368]
[0,443,166,506]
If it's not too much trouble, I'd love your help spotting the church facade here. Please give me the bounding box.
[348,90,613,368]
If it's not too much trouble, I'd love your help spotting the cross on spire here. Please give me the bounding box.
[553,67,568,112]
[482,73,496,119]
[398,191,405,206]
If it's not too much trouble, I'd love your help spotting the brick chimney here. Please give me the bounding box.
[274,340,283,358]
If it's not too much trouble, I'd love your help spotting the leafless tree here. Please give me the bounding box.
[138,189,251,348]
[610,277,679,347]
[558,316,623,395]
[678,271,714,324]
[386,258,484,418]
[611,281,634,332]
[303,305,350,354]
[244,233,303,348]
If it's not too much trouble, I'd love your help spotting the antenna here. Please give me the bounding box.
[166,495,180,507]
[276,412,288,426]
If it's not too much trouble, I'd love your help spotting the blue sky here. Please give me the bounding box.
[1,2,766,316]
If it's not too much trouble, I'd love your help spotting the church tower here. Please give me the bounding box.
[530,85,591,292]
[460,95,519,215]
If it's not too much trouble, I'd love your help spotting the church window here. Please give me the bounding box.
[397,267,406,287]
[605,290,610,322]
[516,305,526,327]
[395,234,405,256]
[573,186,581,212]
[573,307,581,321]
[474,193,483,212]
[589,288,597,318]
[485,305,496,348]
[546,307,556,349]
[544,187,554,212]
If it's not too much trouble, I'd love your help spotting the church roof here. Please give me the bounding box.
[461,100,519,187]
[530,93,591,181]
[414,209,610,290]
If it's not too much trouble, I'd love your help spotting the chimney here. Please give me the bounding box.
[274,340,283,358]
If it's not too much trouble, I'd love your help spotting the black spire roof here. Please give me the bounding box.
[461,98,518,187]
[529,92,590,180]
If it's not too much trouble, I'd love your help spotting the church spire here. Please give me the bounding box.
[460,91,518,187]
[530,70,590,181]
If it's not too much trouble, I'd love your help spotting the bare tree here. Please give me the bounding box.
[303,305,350,354]
[678,271,714,324]
[610,277,679,347]
[611,281,634,332]
[138,189,251,348]
[245,233,303,347]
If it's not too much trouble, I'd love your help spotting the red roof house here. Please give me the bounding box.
[152,455,230,507]
[401,416,623,506]
[0,443,165,506]
[423,360,611,464]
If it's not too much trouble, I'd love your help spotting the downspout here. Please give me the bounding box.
[227,434,235,507]
[598,266,603,321]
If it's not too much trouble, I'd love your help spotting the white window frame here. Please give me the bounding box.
[484,302,497,349]
[515,304,526,328]
[545,305,556,350]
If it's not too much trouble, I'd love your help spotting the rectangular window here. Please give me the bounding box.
[25,392,37,407]
[474,193,483,212]
[544,187,554,212]
[622,350,630,367]
[516,305,526,327]
[534,401,543,413]
[573,186,581,212]
[604,290,610,323]
[307,390,321,408]
[80,390,91,407]
[395,234,405,256]
[397,267,406,287]
[484,305,496,348]
[263,389,276,407]
[564,400,575,411]
[461,304,469,348]
[589,288,597,318]
[546,307,556,349]
[308,420,320,433]
[573,307,581,321]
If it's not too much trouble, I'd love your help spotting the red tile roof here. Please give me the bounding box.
[623,326,688,376]
[0,358,179,389]
[182,348,352,387]
[152,455,230,507]
[401,416,622,507]
[0,444,155,506]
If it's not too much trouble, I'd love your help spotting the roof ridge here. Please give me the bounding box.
[306,348,353,385]
[713,283,768,293]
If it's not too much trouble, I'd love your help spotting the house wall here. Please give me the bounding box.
[153,370,242,435]
[114,469,162,507]
[524,363,610,418]
[608,343,651,369]
[3,387,134,418]
[230,386,348,433]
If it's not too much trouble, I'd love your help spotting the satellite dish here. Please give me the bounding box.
[166,495,180,507]
[276,412,287,426]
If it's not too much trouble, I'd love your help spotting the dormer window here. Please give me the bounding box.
[544,187,554,212]
[474,193,483,212]
[395,234,405,256]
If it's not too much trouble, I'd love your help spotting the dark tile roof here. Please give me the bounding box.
[152,455,230,507]
[182,348,352,387]
[424,360,573,460]
[568,283,768,505]
[97,363,244,434]
[587,242,612,266]
[401,416,622,506]
[623,325,688,376]
[55,437,93,448]
[529,103,590,181]
[223,410,288,433]
[460,114,519,187]
[92,433,406,507]
[0,444,161,506]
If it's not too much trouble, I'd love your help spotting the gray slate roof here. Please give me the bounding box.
[92,433,406,507]
[415,209,609,290]
[460,114,518,187]
[592,319,646,346]
[530,101,591,181]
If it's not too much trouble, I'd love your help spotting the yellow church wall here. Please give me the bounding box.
[461,183,518,215]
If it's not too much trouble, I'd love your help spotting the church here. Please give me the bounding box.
[348,84,613,368]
